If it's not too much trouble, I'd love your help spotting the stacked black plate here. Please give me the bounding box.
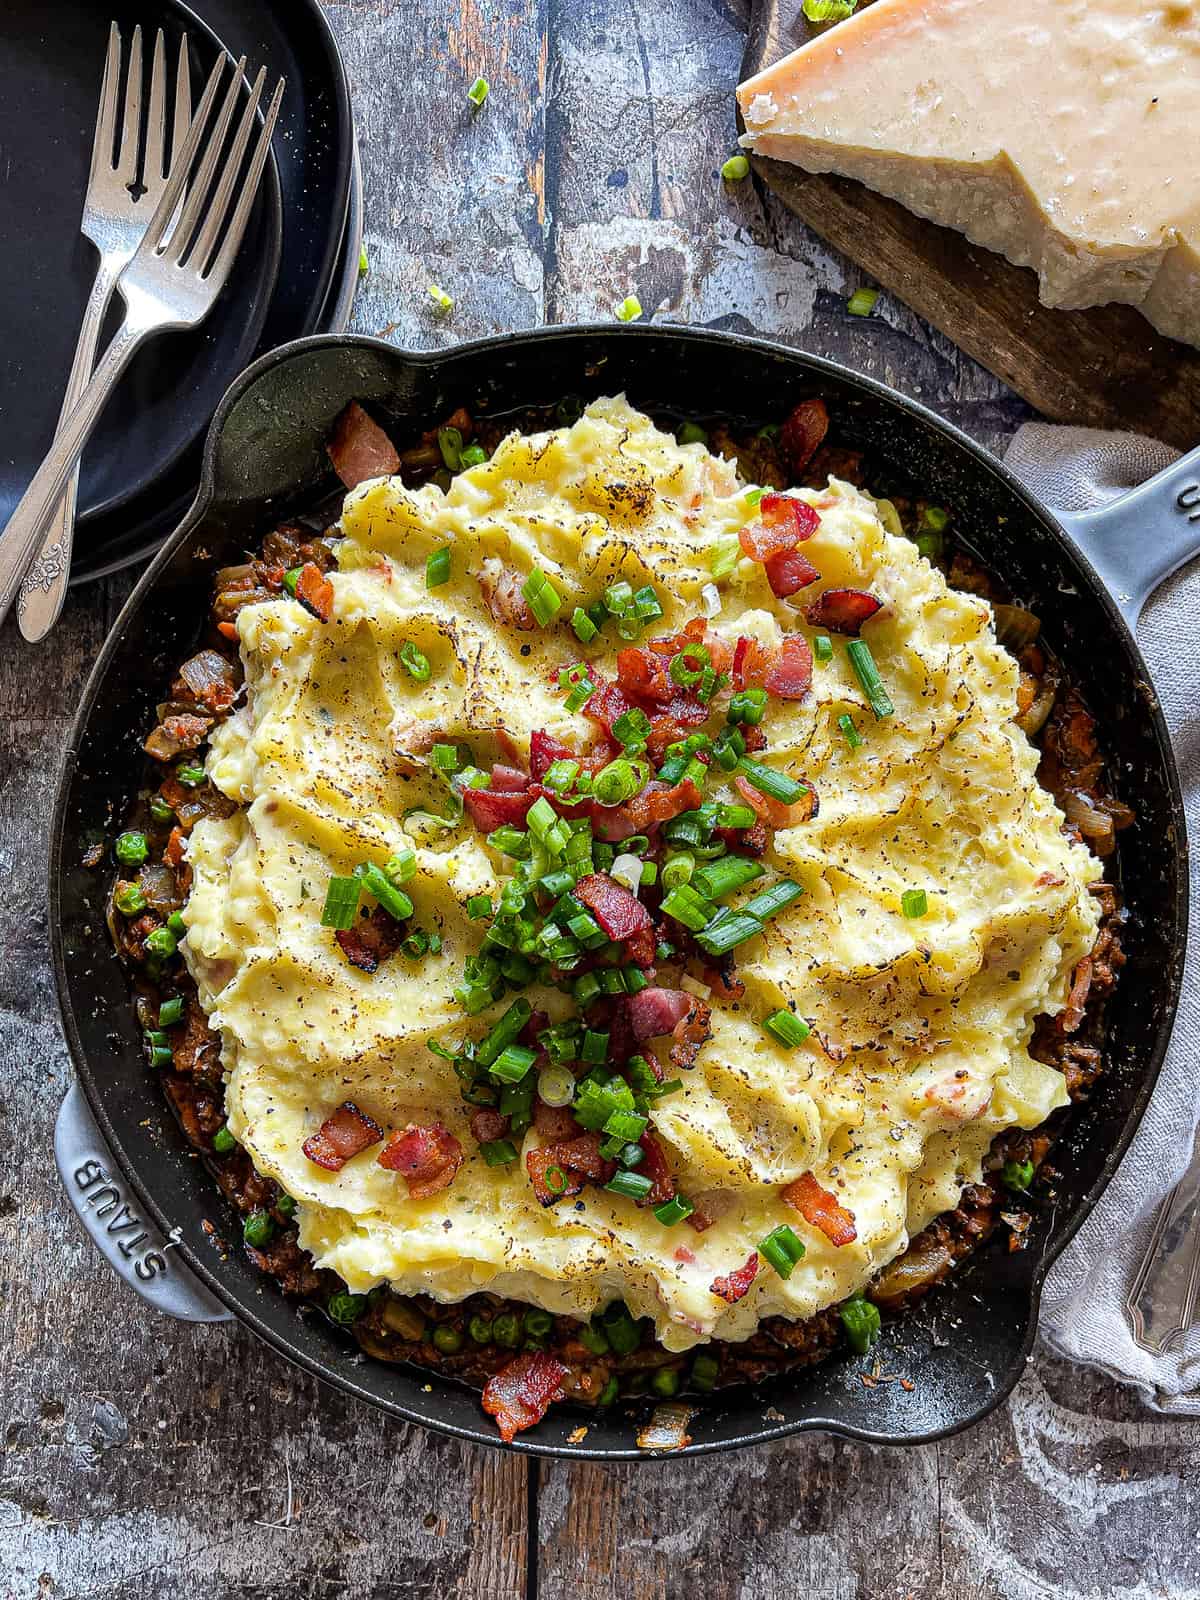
[0,0,359,583]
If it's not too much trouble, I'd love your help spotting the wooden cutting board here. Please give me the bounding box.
[743,0,1200,449]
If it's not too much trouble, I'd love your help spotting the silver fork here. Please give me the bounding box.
[0,53,285,630]
[18,23,193,643]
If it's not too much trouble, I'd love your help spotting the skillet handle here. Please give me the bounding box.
[55,1081,233,1325]
[1056,445,1200,624]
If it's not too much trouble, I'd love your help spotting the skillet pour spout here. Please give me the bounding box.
[49,326,1187,1457]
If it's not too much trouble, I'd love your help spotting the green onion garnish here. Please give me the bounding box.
[735,757,808,805]
[428,283,454,312]
[715,803,757,831]
[438,426,463,471]
[840,1294,881,1355]
[490,1044,538,1084]
[759,1224,806,1278]
[847,287,879,317]
[476,998,533,1068]
[721,154,750,182]
[283,567,302,597]
[593,757,641,807]
[838,712,863,750]
[814,634,833,663]
[426,548,451,588]
[149,796,174,824]
[176,763,206,787]
[467,75,490,107]
[661,852,695,891]
[615,295,642,323]
[654,1195,694,1226]
[604,1109,648,1143]
[605,1170,653,1200]
[660,883,715,933]
[1002,1157,1035,1192]
[743,879,804,921]
[523,568,562,626]
[692,855,764,901]
[727,688,767,726]
[571,606,598,643]
[385,848,417,885]
[158,996,184,1029]
[669,643,711,688]
[847,639,894,719]
[114,831,148,867]
[399,641,432,681]
[480,1139,519,1166]
[901,888,928,919]
[709,539,741,581]
[488,825,530,859]
[612,706,652,747]
[542,759,581,794]
[695,907,761,956]
[537,1064,576,1107]
[355,862,414,922]
[321,876,361,930]
[763,1009,810,1048]
[466,894,492,920]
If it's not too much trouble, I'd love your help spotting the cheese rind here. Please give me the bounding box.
[737,0,1200,347]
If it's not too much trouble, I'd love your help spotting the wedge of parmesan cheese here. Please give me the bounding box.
[737,0,1200,348]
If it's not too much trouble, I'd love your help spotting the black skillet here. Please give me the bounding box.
[50,326,1193,1458]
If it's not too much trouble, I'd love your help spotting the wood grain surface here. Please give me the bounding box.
[743,0,1200,450]
[1,2,1194,1596]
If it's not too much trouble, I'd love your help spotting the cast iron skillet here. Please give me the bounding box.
[50,326,1193,1458]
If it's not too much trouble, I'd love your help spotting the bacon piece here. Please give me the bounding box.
[482,1351,568,1443]
[649,618,732,676]
[765,548,821,598]
[616,646,674,704]
[583,678,634,738]
[780,398,829,475]
[711,1252,759,1304]
[924,1070,991,1123]
[533,1100,580,1139]
[627,987,693,1041]
[377,1121,464,1198]
[479,560,536,630]
[804,588,883,636]
[526,1132,616,1205]
[469,1108,510,1145]
[686,1204,716,1234]
[530,729,575,781]
[734,773,814,831]
[604,778,702,837]
[739,494,820,562]
[335,906,405,973]
[764,633,813,699]
[637,1132,675,1207]
[670,997,712,1071]
[462,786,536,833]
[303,1102,384,1171]
[489,764,531,793]
[572,871,654,951]
[295,562,334,623]
[702,961,745,1002]
[782,1172,858,1247]
[327,401,401,489]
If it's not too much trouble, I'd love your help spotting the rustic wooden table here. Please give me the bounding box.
[3,2,1195,1595]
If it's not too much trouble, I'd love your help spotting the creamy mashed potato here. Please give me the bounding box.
[183,397,1100,1352]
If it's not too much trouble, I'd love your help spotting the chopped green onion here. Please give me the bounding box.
[581,1029,610,1066]
[426,548,451,588]
[158,997,184,1029]
[329,1292,367,1325]
[692,855,764,901]
[721,154,750,182]
[1002,1157,1035,1192]
[243,1210,275,1249]
[902,888,928,919]
[814,634,833,663]
[727,688,767,726]
[113,881,148,917]
[695,907,762,956]
[711,727,746,771]
[490,1044,538,1084]
[669,643,711,688]
[660,883,715,933]
[604,581,634,617]
[466,894,493,920]
[736,758,808,805]
[802,0,857,20]
[743,879,804,921]
[537,1064,576,1107]
[677,421,708,445]
[709,539,741,581]
[401,929,430,959]
[355,861,414,922]
[309,878,358,941]
[759,1224,806,1278]
[838,712,863,751]
[840,1294,881,1355]
[480,1139,519,1166]
[715,803,757,831]
[488,825,531,859]
[661,852,696,891]
[847,639,894,719]
[615,295,642,323]
[385,849,417,885]
[604,1109,648,1143]
[542,760,581,795]
[438,426,464,471]
[605,1170,653,1200]
[149,796,174,824]
[763,1008,810,1048]
[467,75,490,106]
[571,606,598,643]
[283,567,302,597]
[399,641,432,681]
[612,706,652,747]
[633,585,664,623]
[559,663,596,712]
[654,1195,694,1226]
[847,287,879,317]
[211,1125,237,1154]
[593,758,641,807]
[428,283,454,312]
[476,998,533,1068]
[523,568,562,626]
[114,831,148,867]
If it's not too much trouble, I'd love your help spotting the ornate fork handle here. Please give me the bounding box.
[1127,1150,1200,1353]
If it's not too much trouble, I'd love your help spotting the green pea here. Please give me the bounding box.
[328,1293,367,1325]
[524,1309,553,1338]
[114,881,148,916]
[211,1125,237,1155]
[578,1323,610,1356]
[690,1352,720,1393]
[243,1210,274,1249]
[651,1367,682,1399]
[432,1324,464,1355]
[114,832,148,867]
[144,927,177,959]
[468,1314,494,1345]
[275,1193,297,1219]
[597,1376,620,1407]
[492,1312,522,1349]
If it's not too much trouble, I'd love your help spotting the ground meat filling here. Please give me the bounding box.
[105,404,1129,1419]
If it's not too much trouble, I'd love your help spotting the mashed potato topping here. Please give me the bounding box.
[183,397,1100,1352]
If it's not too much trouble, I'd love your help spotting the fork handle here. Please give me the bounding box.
[16,257,123,641]
[0,314,148,630]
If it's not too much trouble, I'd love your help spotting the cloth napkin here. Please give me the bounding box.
[1003,422,1200,1413]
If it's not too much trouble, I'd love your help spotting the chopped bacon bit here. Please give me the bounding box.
[804,588,883,636]
[327,401,401,489]
[650,618,732,676]
[217,621,239,641]
[469,1108,510,1145]
[686,1205,716,1234]
[335,906,405,973]
[739,494,821,563]
[527,1132,616,1205]
[295,562,335,623]
[377,1121,464,1198]
[530,729,575,781]
[489,764,532,793]
[637,1132,675,1207]
[780,398,830,475]
[628,987,693,1041]
[616,646,674,704]
[765,548,821,598]
[670,996,712,1071]
[702,962,745,1002]
[572,873,655,967]
[604,777,702,837]
[764,633,813,699]
[1035,870,1066,889]
[533,1099,580,1139]
[303,1101,384,1171]
[782,1172,858,1246]
[1062,956,1093,1034]
[482,1350,568,1443]
[734,773,815,831]
[711,1252,759,1304]
[163,826,187,870]
[673,1245,696,1264]
[479,560,536,630]
[462,786,537,833]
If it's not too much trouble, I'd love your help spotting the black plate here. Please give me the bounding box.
[19,0,355,584]
[0,0,283,531]
[51,327,1186,1458]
